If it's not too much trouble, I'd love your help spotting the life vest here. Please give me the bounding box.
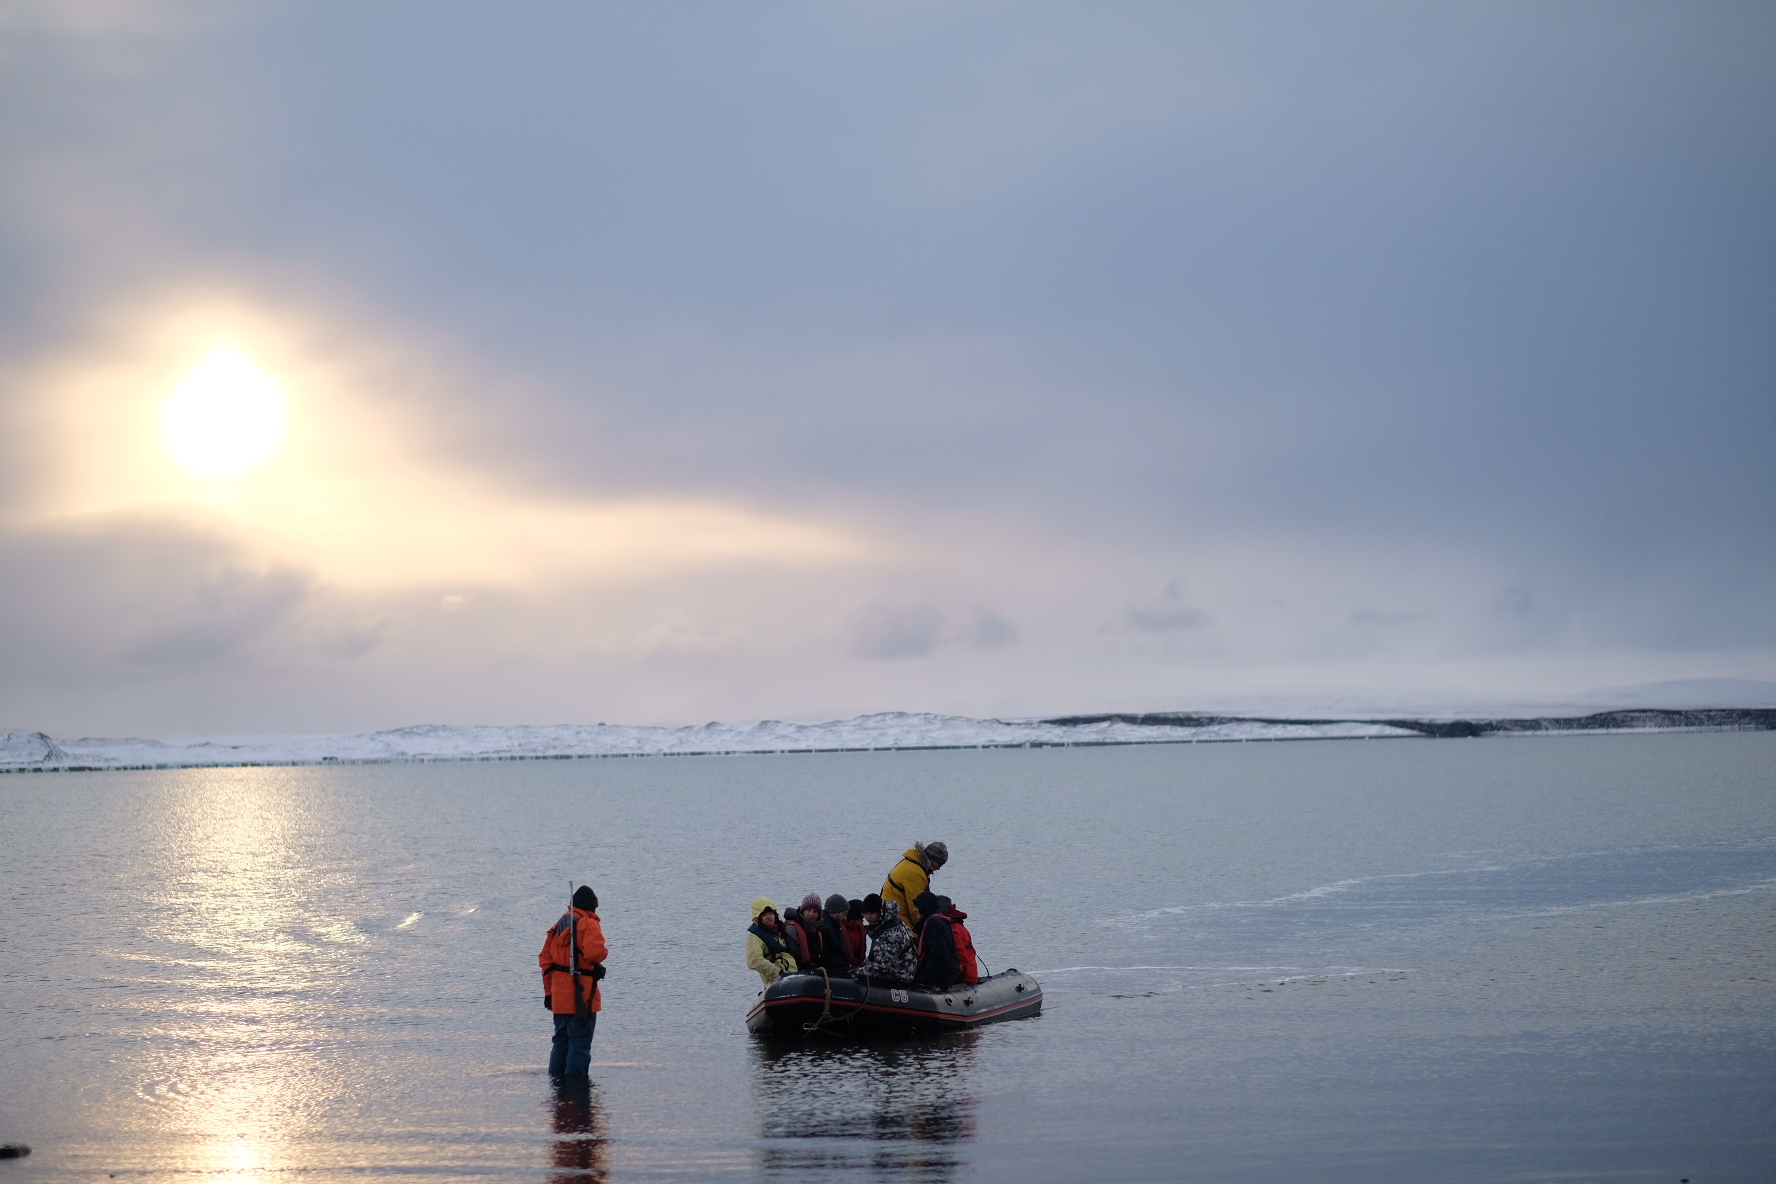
[947,911,979,984]
[748,921,792,961]
[841,918,867,966]
[781,917,813,967]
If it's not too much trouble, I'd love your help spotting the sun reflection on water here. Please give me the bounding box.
[122,767,358,1172]
[216,1139,269,1182]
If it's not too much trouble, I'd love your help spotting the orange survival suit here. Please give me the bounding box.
[539,905,607,1015]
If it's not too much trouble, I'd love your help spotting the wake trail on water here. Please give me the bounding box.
[1499,875,1776,919]
[1117,866,1510,922]
[1111,842,1776,934]
[1033,965,1416,996]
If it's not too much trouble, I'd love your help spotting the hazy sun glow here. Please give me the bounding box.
[22,298,880,594]
[161,348,287,480]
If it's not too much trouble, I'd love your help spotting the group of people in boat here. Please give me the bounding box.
[745,840,981,991]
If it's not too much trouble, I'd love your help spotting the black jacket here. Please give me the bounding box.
[913,891,961,987]
[813,912,852,974]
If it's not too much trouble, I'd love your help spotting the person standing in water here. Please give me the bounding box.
[540,884,607,1079]
[881,840,948,928]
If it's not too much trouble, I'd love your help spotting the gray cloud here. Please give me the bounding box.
[1128,582,1207,633]
[310,612,385,660]
[1490,587,1537,619]
[0,517,241,679]
[122,565,311,666]
[849,598,945,661]
[847,598,1017,659]
[964,607,1018,651]
[1348,609,1424,628]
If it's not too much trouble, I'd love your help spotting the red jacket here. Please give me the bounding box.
[842,918,867,967]
[539,907,607,1014]
[947,908,979,984]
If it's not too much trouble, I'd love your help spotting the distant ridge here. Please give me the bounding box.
[3,707,1772,773]
[1039,707,1776,739]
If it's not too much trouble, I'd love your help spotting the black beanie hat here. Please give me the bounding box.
[847,898,864,921]
[572,884,598,911]
[862,893,883,913]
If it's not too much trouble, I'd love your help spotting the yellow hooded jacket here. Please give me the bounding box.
[745,896,798,986]
[881,848,932,928]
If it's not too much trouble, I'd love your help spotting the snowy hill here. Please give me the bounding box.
[4,706,1772,773]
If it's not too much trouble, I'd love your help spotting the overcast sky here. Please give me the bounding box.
[2,2,1772,736]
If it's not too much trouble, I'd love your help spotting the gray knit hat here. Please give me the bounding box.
[824,893,848,914]
[924,840,949,867]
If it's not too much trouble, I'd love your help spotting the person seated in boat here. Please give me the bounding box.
[816,894,856,974]
[944,899,980,985]
[913,891,961,988]
[881,840,948,928]
[859,893,883,948]
[784,898,824,972]
[843,899,867,968]
[856,895,883,963]
[745,898,799,986]
[781,898,813,972]
[860,899,918,984]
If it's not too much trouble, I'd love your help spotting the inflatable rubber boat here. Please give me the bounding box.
[746,968,1042,1035]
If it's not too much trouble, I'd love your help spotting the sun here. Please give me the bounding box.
[161,347,287,481]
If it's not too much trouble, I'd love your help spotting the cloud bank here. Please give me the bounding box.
[1,2,1771,734]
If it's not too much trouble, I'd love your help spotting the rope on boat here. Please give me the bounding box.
[802,967,860,1033]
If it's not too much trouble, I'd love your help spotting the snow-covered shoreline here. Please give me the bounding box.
[4,708,1772,773]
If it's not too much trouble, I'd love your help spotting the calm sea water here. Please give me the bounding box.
[2,732,1772,1182]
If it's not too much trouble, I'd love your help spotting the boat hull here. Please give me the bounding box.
[745,968,1041,1036]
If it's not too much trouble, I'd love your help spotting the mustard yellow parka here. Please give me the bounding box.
[881,848,934,928]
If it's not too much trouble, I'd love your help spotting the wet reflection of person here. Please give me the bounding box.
[547,1078,609,1184]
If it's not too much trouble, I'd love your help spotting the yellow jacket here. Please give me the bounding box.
[881,849,932,927]
[745,896,798,986]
